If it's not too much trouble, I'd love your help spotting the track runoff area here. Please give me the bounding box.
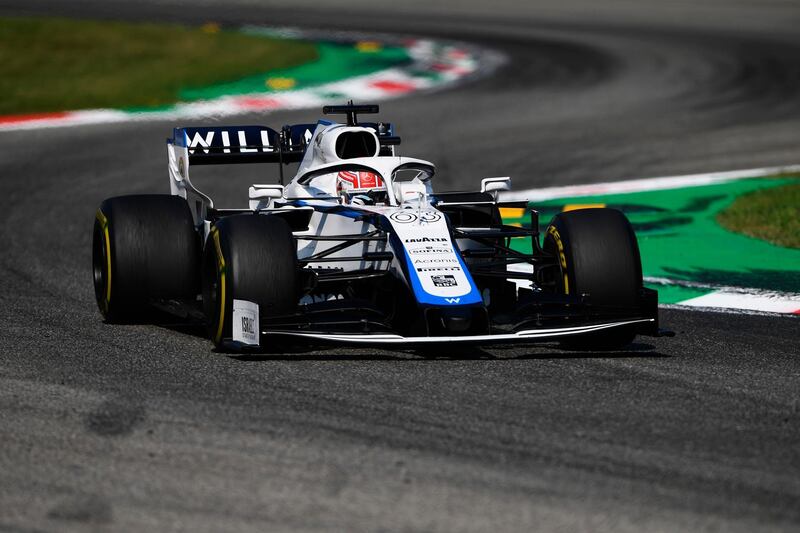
[0,26,486,131]
[500,166,800,316]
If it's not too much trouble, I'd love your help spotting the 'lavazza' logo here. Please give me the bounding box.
[405,237,448,243]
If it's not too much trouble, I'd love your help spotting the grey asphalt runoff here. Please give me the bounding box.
[0,1,799,531]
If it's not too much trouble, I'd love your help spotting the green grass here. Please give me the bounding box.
[0,17,318,115]
[717,180,800,248]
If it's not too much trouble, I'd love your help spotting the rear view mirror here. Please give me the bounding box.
[249,184,284,210]
[481,177,511,198]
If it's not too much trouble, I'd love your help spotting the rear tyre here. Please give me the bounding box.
[542,208,642,350]
[202,214,298,349]
[92,195,200,322]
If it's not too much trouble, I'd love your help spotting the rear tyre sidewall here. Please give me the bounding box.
[202,214,298,348]
[93,195,199,322]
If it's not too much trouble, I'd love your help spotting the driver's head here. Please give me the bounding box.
[336,170,387,204]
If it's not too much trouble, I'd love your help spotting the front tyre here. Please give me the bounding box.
[543,208,643,350]
[202,214,298,349]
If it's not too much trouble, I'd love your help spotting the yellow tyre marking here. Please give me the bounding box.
[562,203,605,212]
[95,210,112,311]
[547,225,570,295]
[212,228,227,344]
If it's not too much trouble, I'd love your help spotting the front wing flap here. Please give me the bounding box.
[262,317,655,346]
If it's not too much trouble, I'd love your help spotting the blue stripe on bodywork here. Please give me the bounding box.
[387,223,483,307]
[289,201,482,307]
[291,199,370,221]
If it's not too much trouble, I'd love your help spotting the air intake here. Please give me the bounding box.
[335,131,378,159]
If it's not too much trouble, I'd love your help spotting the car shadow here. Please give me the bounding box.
[224,342,669,362]
[150,312,669,361]
[492,342,671,360]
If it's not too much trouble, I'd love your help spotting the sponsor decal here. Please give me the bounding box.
[405,236,448,243]
[432,275,458,287]
[389,211,442,224]
[188,131,214,154]
[390,209,480,303]
[414,258,458,264]
[337,170,385,193]
[419,211,442,223]
[232,299,260,345]
[445,297,461,304]
[390,211,417,224]
[409,246,451,254]
[187,128,274,155]
[417,266,462,272]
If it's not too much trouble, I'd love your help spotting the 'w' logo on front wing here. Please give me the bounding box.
[445,298,461,304]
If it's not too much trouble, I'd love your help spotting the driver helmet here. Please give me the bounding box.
[336,170,386,205]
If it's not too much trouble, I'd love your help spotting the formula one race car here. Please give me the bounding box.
[93,104,667,350]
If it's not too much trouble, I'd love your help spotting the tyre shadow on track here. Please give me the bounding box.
[487,342,670,361]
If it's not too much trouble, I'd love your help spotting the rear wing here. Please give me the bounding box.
[169,125,311,165]
[169,120,398,164]
[169,121,398,165]
[166,115,399,224]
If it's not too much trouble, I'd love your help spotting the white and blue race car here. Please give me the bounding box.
[92,104,667,350]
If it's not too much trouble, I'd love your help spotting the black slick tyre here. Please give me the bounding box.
[542,208,643,350]
[202,214,298,349]
[92,194,200,322]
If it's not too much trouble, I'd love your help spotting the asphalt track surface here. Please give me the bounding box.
[1,1,799,531]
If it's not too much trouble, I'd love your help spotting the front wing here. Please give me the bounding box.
[262,317,655,346]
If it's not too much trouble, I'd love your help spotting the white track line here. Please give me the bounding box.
[660,304,798,318]
[677,291,799,314]
[500,165,800,202]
